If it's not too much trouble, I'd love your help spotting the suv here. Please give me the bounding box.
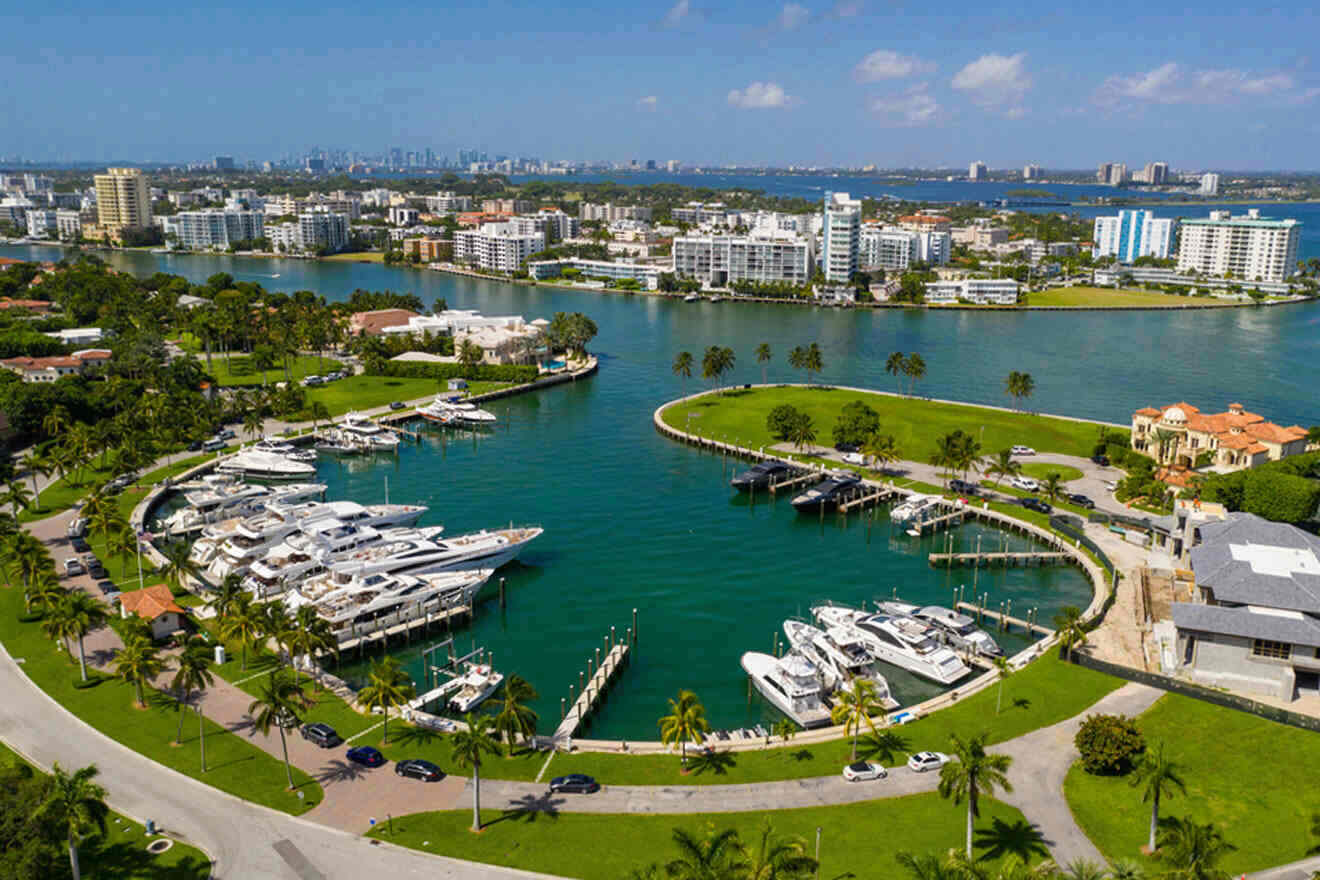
[66,518,87,538]
[949,479,979,496]
[1090,454,1110,467]
[63,557,85,577]
[300,722,342,748]
[84,556,107,579]
[1022,497,1053,514]
[1066,493,1095,509]
[202,438,226,452]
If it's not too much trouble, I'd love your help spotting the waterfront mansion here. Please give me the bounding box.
[1131,401,1308,479]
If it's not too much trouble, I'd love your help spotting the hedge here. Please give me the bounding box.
[372,361,539,384]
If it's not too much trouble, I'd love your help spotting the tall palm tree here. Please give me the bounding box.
[787,415,817,452]
[1053,606,1088,662]
[3,479,33,516]
[1005,371,1036,412]
[1156,817,1235,880]
[886,351,906,394]
[247,668,311,789]
[13,532,54,610]
[171,641,215,757]
[450,712,502,831]
[938,732,1015,859]
[492,674,540,756]
[308,401,331,432]
[1153,428,1179,466]
[288,604,336,683]
[242,409,264,444]
[702,345,735,394]
[787,345,808,384]
[26,571,65,616]
[1041,472,1063,503]
[803,343,823,385]
[672,351,694,394]
[658,689,710,766]
[984,450,1022,487]
[862,432,900,472]
[993,656,1013,715]
[208,573,245,621]
[1130,742,1186,853]
[755,343,772,385]
[41,405,71,441]
[49,591,108,682]
[23,450,53,510]
[830,677,883,760]
[742,818,817,880]
[904,353,927,396]
[665,826,748,880]
[42,589,80,654]
[262,601,297,668]
[771,718,796,745]
[158,541,201,595]
[35,762,108,880]
[114,635,165,708]
[356,656,415,745]
[218,592,264,671]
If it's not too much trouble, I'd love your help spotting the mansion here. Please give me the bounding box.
[1132,401,1309,482]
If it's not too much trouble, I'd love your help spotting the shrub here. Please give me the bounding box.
[832,401,880,447]
[767,404,804,440]
[371,361,538,384]
[1075,713,1145,775]
[1241,470,1320,523]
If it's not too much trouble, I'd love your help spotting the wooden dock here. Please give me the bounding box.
[955,601,1055,638]
[554,641,630,743]
[929,551,1072,568]
[838,487,898,513]
[903,507,966,536]
[768,470,824,494]
[336,603,472,654]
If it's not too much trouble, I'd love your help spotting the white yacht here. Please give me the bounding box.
[205,500,343,581]
[421,398,497,426]
[339,413,400,449]
[251,437,317,462]
[315,428,369,455]
[740,651,832,729]
[813,605,970,686]
[286,568,492,640]
[187,514,250,567]
[289,525,453,592]
[163,482,323,535]
[889,493,942,524]
[782,620,899,709]
[876,600,920,619]
[217,450,319,481]
[914,606,1003,657]
[378,526,542,573]
[242,521,384,597]
[312,500,429,533]
[448,663,505,713]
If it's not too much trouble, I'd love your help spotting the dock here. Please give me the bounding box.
[554,638,631,744]
[838,486,898,513]
[335,602,472,654]
[768,470,825,494]
[955,601,1055,638]
[929,551,1072,567]
[902,507,966,536]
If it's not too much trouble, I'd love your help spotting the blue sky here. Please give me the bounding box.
[2,0,1318,169]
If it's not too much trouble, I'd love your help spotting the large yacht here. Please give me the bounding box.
[782,619,899,709]
[204,501,372,581]
[242,521,385,597]
[419,398,497,426]
[739,651,832,729]
[162,481,324,535]
[310,500,428,532]
[285,568,492,641]
[217,450,319,481]
[251,437,317,462]
[729,460,793,492]
[338,413,400,449]
[914,606,1003,658]
[813,605,970,686]
[290,526,459,595]
[790,473,861,512]
[187,513,255,568]
[320,526,542,579]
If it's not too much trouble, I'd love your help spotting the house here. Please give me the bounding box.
[1171,514,1320,701]
[0,298,52,314]
[348,309,419,337]
[1131,402,1309,481]
[119,584,187,641]
[454,324,543,364]
[1,349,111,383]
[44,327,104,346]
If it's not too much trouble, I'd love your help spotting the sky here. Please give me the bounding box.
[2,0,1318,169]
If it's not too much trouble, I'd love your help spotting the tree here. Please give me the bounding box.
[787,346,807,383]
[356,656,415,745]
[1130,742,1186,853]
[771,718,796,745]
[12,531,53,610]
[886,351,906,394]
[672,351,694,394]
[755,343,772,385]
[262,602,297,669]
[1054,606,1088,662]
[1075,713,1145,775]
[46,591,107,682]
[862,432,900,472]
[157,541,201,595]
[658,689,710,766]
[742,818,818,879]
[984,449,1022,488]
[308,401,331,432]
[1156,818,1235,880]
[993,656,1012,715]
[787,414,817,452]
[3,480,32,516]
[665,826,749,880]
[803,343,824,385]
[35,762,108,880]
[208,573,245,622]
[903,353,927,396]
[450,712,502,831]
[767,405,807,441]
[830,677,883,761]
[938,732,1014,859]
[1153,428,1179,466]
[458,339,484,376]
[170,641,215,765]
[288,604,336,682]
[113,635,164,708]
[1041,472,1063,503]
[247,668,311,790]
[218,592,264,671]
[701,345,735,393]
[492,674,539,756]
[23,451,52,511]
[832,401,880,448]
[1005,371,1036,412]
[242,409,263,444]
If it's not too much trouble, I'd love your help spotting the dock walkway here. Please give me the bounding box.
[955,601,1055,638]
[929,551,1072,567]
[554,642,630,743]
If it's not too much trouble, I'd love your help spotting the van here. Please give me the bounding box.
[203,438,226,452]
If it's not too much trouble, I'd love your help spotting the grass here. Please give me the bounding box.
[1017,462,1084,483]
[662,386,1122,465]
[1064,693,1320,874]
[379,653,1122,786]
[320,251,384,262]
[0,587,323,815]
[21,452,217,526]
[1025,287,1224,308]
[204,353,337,388]
[296,375,514,419]
[208,650,377,742]
[366,795,1041,879]
[0,742,212,879]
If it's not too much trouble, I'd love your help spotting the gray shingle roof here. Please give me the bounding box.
[1172,602,1320,649]
[1189,513,1320,613]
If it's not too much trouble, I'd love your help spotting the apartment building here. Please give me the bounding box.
[671,202,728,225]
[969,161,987,181]
[925,278,1020,305]
[509,211,578,244]
[481,198,534,214]
[93,167,152,233]
[400,237,453,262]
[579,202,652,222]
[821,192,861,282]
[453,222,545,272]
[1092,210,1175,262]
[388,206,420,226]
[1023,164,1042,180]
[1199,173,1220,196]
[1175,210,1301,283]
[159,210,264,250]
[425,192,473,213]
[25,210,57,238]
[527,258,660,289]
[266,210,349,253]
[56,210,83,240]
[672,232,815,286]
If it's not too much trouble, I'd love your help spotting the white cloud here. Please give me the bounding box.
[951,52,1032,116]
[772,2,810,31]
[637,95,658,110]
[661,0,691,28]
[868,85,939,126]
[1096,62,1303,107]
[727,81,794,109]
[853,49,934,82]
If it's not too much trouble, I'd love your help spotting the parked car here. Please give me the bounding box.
[202,438,226,452]
[216,428,236,440]
[907,752,950,773]
[1009,476,1040,492]
[66,518,87,538]
[389,401,406,410]
[1090,454,1110,467]
[548,774,600,794]
[394,759,444,781]
[108,475,133,491]
[1022,498,1053,514]
[301,375,324,387]
[1066,493,1095,509]
[949,479,979,496]
[300,722,342,748]
[841,451,866,466]
[186,440,203,452]
[834,442,860,453]
[842,761,887,782]
[1010,445,1036,456]
[69,536,91,553]
[85,558,107,580]
[63,558,85,577]
[96,580,117,595]
[346,746,385,768]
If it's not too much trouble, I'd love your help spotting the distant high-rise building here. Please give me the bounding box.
[93,167,152,234]
[646,159,657,171]
[822,191,861,282]
[305,157,325,173]
[214,156,235,171]
[1023,164,1042,180]
[1200,173,1220,196]
[389,147,403,167]
[1097,163,1113,184]
[666,159,680,172]
[968,161,987,181]
[1093,210,1175,263]
[1102,163,1127,186]
[1142,162,1169,185]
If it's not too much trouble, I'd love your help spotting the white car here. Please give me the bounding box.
[907,751,950,773]
[1009,475,1040,492]
[841,452,866,467]
[842,761,887,782]
[1011,445,1036,456]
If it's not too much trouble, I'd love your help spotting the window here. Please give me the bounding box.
[1252,639,1291,660]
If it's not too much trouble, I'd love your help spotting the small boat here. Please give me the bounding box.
[730,461,793,492]
[790,473,861,512]
[339,413,400,449]
[740,651,832,729]
[683,293,700,302]
[448,664,504,713]
[889,493,941,523]
[709,295,723,303]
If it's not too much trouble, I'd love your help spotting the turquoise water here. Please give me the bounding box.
[5,243,1318,737]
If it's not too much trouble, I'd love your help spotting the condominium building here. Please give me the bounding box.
[453,222,545,272]
[424,192,473,213]
[969,161,987,181]
[266,210,349,253]
[93,167,152,233]
[821,192,861,282]
[25,210,57,238]
[1200,173,1220,196]
[672,232,814,286]
[527,258,660,290]
[1092,210,1175,262]
[1139,162,1169,185]
[388,206,420,227]
[159,210,264,250]
[1175,210,1301,283]
[1023,164,1042,180]
[579,202,652,222]
[925,278,1020,305]
[481,198,534,215]
[56,210,83,240]
[860,225,952,271]
[671,202,728,225]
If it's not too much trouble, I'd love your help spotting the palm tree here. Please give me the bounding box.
[665,826,748,880]
[755,343,772,385]
[158,541,201,595]
[288,604,336,682]
[218,592,265,671]
[208,573,245,621]
[492,674,540,756]
[3,479,32,516]
[48,591,108,682]
[742,818,817,880]
[938,732,1015,859]
[114,635,165,708]
[803,343,824,385]
[862,432,900,472]
[247,668,311,790]
[830,677,884,760]
[771,718,796,745]
[26,571,65,616]
[1041,472,1063,503]
[1004,371,1036,411]
[242,409,264,444]
[35,762,109,880]
[262,601,297,668]
[12,531,52,609]
[886,351,906,394]
[787,415,817,452]
[171,641,215,759]
[895,850,961,880]
[1053,606,1088,662]
[787,345,808,384]
[672,351,694,394]
[356,656,415,745]
[450,712,502,831]
[1153,428,1179,466]
[702,345,735,393]
[1130,742,1186,853]
[658,689,710,766]
[903,353,927,396]
[983,449,1022,488]
[308,401,331,432]
[993,656,1013,715]
[1156,817,1235,880]
[23,450,53,510]
[41,405,71,441]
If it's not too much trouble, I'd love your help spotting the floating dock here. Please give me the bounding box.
[929,551,1072,567]
[955,601,1055,638]
[838,487,899,513]
[554,640,630,744]
[768,470,825,494]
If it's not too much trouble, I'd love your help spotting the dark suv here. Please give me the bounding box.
[1066,493,1095,509]
[1021,498,1053,514]
[949,479,979,496]
[300,722,342,748]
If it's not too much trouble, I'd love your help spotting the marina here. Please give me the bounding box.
[929,550,1074,567]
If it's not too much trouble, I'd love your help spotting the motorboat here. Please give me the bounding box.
[285,568,492,640]
[782,620,899,709]
[163,481,323,535]
[217,450,319,481]
[914,606,1003,657]
[338,413,399,449]
[683,293,700,302]
[730,460,793,492]
[875,600,920,619]
[205,500,346,581]
[315,429,368,455]
[242,521,384,597]
[790,473,861,512]
[889,493,942,524]
[448,663,505,713]
[187,514,249,567]
[813,605,970,686]
[739,651,832,729]
[326,525,543,575]
[309,500,428,533]
[290,526,460,594]
[251,437,317,462]
[419,398,497,426]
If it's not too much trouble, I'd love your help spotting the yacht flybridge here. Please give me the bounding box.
[782,619,899,709]
[162,481,325,535]
[740,651,832,729]
[284,568,493,640]
[338,413,400,449]
[217,450,319,481]
[812,604,970,686]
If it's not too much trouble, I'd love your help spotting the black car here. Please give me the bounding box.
[1022,498,1053,514]
[86,560,107,580]
[300,722,342,748]
[389,401,406,410]
[834,442,860,453]
[187,440,203,451]
[1067,493,1095,509]
[395,759,444,781]
[1090,454,1110,467]
[70,536,91,554]
[949,479,980,496]
[548,774,600,794]
[96,580,117,595]
[346,746,385,767]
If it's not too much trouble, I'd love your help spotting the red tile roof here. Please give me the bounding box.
[120,584,185,621]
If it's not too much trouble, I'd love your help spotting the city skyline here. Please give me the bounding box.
[2,0,1318,168]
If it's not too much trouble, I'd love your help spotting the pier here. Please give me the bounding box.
[335,602,473,654]
[929,551,1072,567]
[902,506,966,536]
[955,601,1055,638]
[768,469,825,494]
[554,628,633,745]
[838,486,898,513]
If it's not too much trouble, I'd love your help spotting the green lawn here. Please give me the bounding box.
[22,452,218,525]
[1025,287,1222,308]
[209,651,378,742]
[380,653,1122,786]
[320,251,384,263]
[1017,462,1084,483]
[1065,693,1320,873]
[0,742,212,879]
[367,794,1040,880]
[205,354,336,388]
[296,375,514,420]
[661,387,1121,465]
[0,588,322,815]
